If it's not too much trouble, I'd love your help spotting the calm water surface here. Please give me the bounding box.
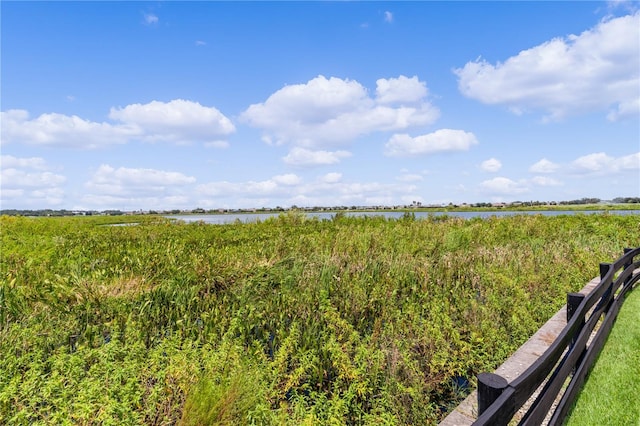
[166,210,639,225]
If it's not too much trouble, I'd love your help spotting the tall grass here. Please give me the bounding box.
[1,213,638,424]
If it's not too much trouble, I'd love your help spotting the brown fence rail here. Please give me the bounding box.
[473,247,640,426]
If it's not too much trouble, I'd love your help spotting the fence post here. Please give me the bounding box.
[567,293,585,330]
[477,372,508,415]
[599,262,611,280]
[600,262,613,313]
[623,248,633,285]
[567,292,586,371]
[567,293,584,321]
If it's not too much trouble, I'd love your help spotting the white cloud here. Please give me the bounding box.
[476,151,638,202]
[375,76,428,104]
[1,189,25,199]
[531,176,563,186]
[571,152,614,172]
[529,152,638,177]
[607,98,640,121]
[618,152,640,170]
[78,165,197,211]
[570,151,640,174]
[529,158,560,173]
[2,187,65,206]
[384,129,478,157]
[606,0,640,13]
[1,168,66,189]
[109,99,235,143]
[0,109,138,149]
[396,173,423,182]
[384,11,393,23]
[0,156,66,207]
[85,165,196,197]
[479,177,530,195]
[196,174,420,208]
[272,174,301,186]
[204,140,230,149]
[144,13,158,25]
[322,172,343,184]
[1,100,235,149]
[243,76,369,131]
[304,181,418,207]
[197,179,282,198]
[480,158,502,172]
[1,155,48,170]
[455,12,640,120]
[282,147,352,166]
[241,75,439,149]
[79,194,190,211]
[195,40,207,46]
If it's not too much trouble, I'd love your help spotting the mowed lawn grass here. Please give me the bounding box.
[566,286,640,426]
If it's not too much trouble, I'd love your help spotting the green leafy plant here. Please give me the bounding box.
[1,213,638,424]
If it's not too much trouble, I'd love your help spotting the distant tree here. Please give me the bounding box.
[613,197,640,203]
[560,197,600,205]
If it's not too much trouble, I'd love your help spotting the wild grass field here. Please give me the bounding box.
[1,212,638,425]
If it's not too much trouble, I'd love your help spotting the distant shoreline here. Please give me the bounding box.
[167,203,640,216]
[2,202,639,217]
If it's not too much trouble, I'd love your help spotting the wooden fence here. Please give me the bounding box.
[473,247,640,425]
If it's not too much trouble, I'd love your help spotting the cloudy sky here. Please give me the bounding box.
[1,1,639,211]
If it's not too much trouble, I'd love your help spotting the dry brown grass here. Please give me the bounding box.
[99,276,156,299]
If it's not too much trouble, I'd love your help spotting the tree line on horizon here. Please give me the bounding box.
[1,197,639,217]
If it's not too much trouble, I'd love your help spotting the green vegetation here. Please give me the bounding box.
[1,213,638,425]
[565,287,640,426]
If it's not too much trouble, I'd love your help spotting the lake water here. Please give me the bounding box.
[166,210,639,225]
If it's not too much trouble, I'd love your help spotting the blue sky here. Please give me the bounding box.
[1,1,639,211]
